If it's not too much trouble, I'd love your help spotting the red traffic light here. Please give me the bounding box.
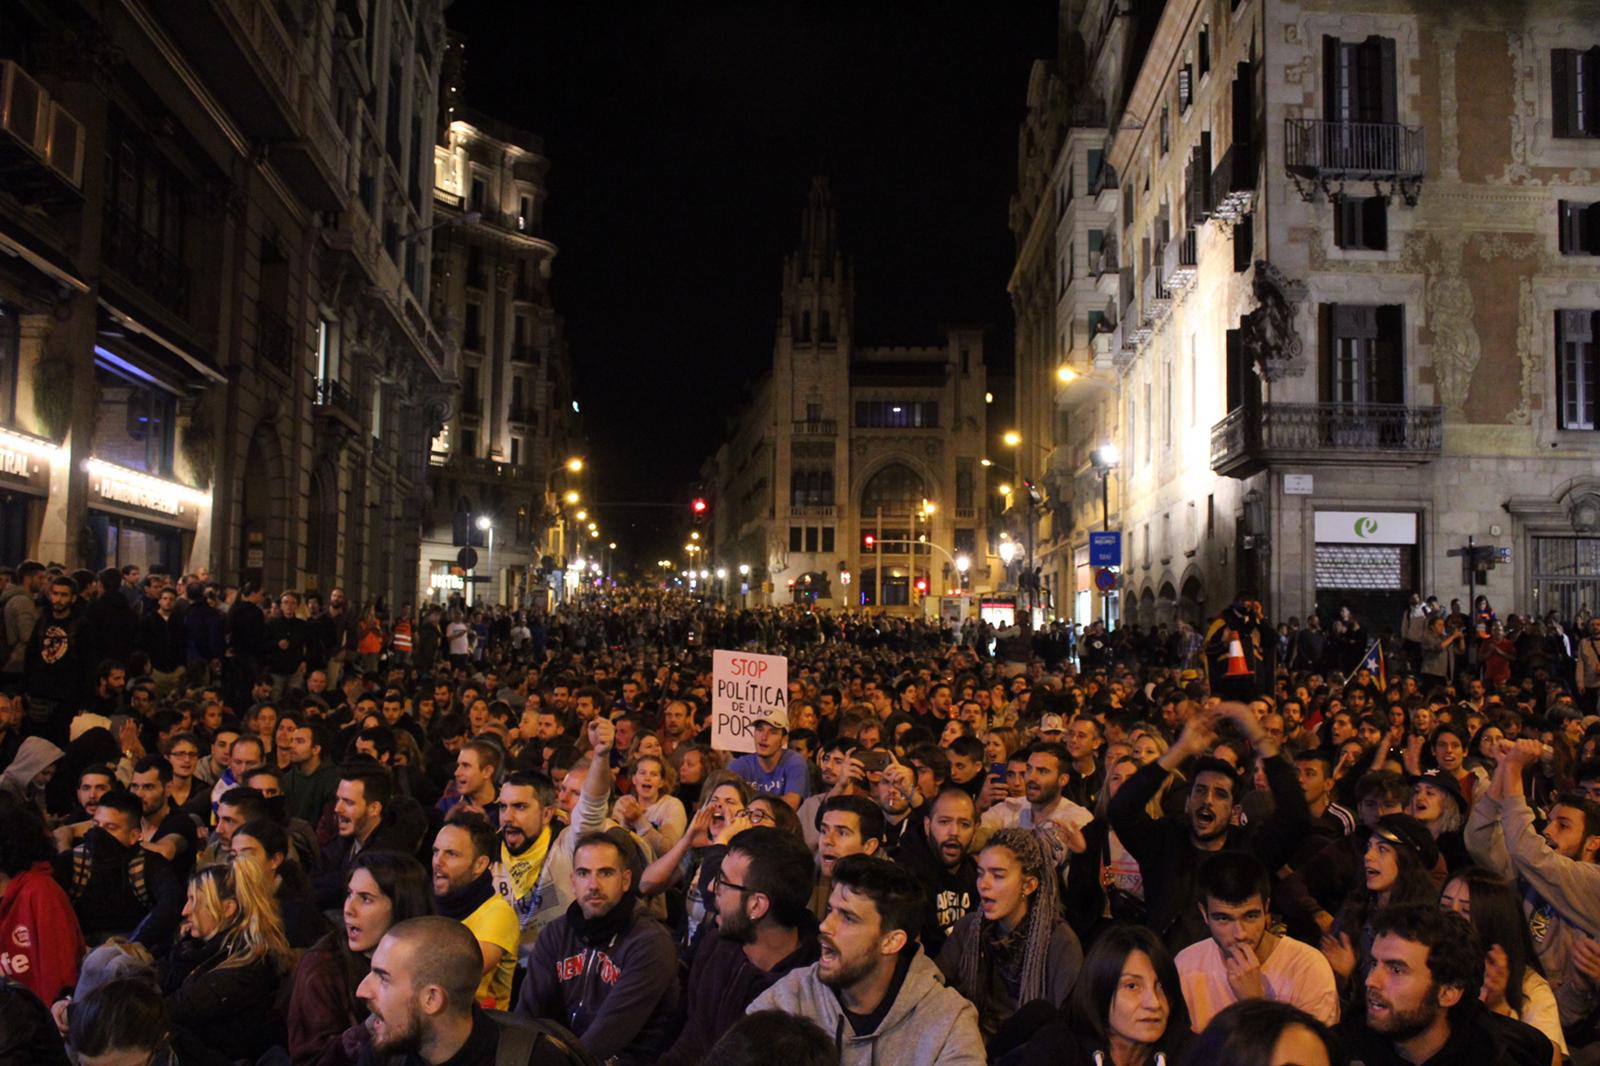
[914,577,928,593]
[863,533,876,549]
[691,498,708,514]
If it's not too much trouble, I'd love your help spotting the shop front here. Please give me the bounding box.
[84,458,204,573]
[0,427,57,564]
[1312,509,1419,630]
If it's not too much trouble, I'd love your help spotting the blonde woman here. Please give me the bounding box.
[160,855,294,1062]
[612,753,687,854]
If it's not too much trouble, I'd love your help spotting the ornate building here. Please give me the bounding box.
[704,179,996,615]
[0,0,451,609]
[420,102,580,608]
[1024,0,1600,630]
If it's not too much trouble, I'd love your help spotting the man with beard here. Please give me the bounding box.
[356,916,528,1066]
[516,831,678,1064]
[749,854,985,1066]
[491,769,561,949]
[978,742,1094,862]
[658,827,820,1066]
[1175,852,1338,1029]
[25,575,86,735]
[1466,737,1600,1012]
[900,786,979,956]
[126,755,194,872]
[314,764,422,909]
[1108,701,1310,951]
[1337,903,1553,1066]
[431,813,519,1010]
[875,758,923,857]
[51,789,182,950]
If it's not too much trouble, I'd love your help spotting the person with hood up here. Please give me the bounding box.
[0,734,62,820]
[748,853,985,1066]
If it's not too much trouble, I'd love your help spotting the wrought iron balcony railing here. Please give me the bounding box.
[1285,119,1425,203]
[1211,401,1443,478]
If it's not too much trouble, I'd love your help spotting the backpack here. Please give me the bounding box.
[488,1011,600,1066]
[69,845,151,908]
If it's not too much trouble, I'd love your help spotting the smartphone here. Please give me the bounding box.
[856,749,891,774]
[990,762,1007,779]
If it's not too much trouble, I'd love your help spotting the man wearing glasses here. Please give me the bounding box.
[161,733,209,820]
[658,827,819,1066]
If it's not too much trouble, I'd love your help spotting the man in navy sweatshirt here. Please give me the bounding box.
[516,829,677,1065]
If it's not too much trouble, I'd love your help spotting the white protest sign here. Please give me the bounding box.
[711,648,788,753]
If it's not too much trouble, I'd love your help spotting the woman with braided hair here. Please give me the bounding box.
[937,826,1084,1053]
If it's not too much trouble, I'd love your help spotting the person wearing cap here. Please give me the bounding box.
[1466,737,1600,1023]
[728,708,810,810]
[1409,768,1472,872]
[1320,813,1446,1014]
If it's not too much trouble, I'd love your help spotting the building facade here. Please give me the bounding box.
[705,179,996,616]
[420,103,580,609]
[0,0,451,610]
[1020,0,1600,632]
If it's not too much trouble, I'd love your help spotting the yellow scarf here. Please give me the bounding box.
[497,824,552,925]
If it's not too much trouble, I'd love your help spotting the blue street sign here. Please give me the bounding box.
[1089,531,1121,567]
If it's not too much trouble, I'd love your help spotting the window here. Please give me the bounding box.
[370,381,383,440]
[1323,35,1398,125]
[1553,48,1600,138]
[1178,65,1193,112]
[806,402,822,422]
[316,315,340,381]
[1335,195,1388,250]
[466,246,485,290]
[1234,210,1254,272]
[1124,184,1134,228]
[790,526,803,552]
[956,458,975,509]
[799,311,811,343]
[954,528,977,555]
[1160,105,1170,154]
[93,355,176,476]
[1321,304,1404,405]
[1226,327,1260,413]
[790,469,835,507]
[469,176,487,212]
[1088,148,1105,189]
[462,364,480,413]
[854,401,939,428]
[510,436,521,466]
[820,310,833,342]
[805,527,819,553]
[518,194,532,232]
[1557,309,1599,430]
[460,427,478,458]
[464,302,483,351]
[1162,361,1173,449]
[1126,396,1137,470]
[822,528,835,553]
[1199,26,1211,79]
[1142,382,1152,463]
[103,115,191,317]
[1559,200,1600,255]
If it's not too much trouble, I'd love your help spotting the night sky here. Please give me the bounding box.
[443,2,1057,566]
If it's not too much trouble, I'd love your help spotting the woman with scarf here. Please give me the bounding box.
[287,850,432,1066]
[938,827,1084,1055]
[160,854,295,1062]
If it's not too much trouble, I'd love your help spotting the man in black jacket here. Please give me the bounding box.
[313,763,425,909]
[1336,903,1553,1066]
[1108,699,1310,951]
[224,583,267,710]
[898,786,979,957]
[264,590,309,698]
[25,575,86,739]
[659,826,819,1066]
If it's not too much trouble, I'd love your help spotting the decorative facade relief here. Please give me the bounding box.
[1509,277,1537,425]
[1500,32,1537,185]
[1242,261,1309,382]
[1423,232,1480,421]
[1436,27,1461,181]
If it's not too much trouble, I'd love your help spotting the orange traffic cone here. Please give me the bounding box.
[1224,630,1252,676]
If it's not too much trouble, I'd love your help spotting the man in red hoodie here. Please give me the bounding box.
[0,796,85,1003]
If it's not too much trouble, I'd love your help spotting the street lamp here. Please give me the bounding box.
[1002,430,1022,448]
[998,540,1017,565]
[563,490,580,505]
[565,457,585,473]
[475,515,494,606]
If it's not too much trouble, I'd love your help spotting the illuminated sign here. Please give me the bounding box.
[96,472,181,516]
[85,458,206,528]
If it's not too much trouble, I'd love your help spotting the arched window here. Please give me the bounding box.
[859,463,926,515]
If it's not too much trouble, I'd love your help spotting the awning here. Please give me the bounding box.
[98,299,226,385]
[0,226,89,294]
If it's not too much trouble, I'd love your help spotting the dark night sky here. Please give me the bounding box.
[442,2,1056,566]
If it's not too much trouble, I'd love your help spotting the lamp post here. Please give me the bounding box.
[1090,443,1120,624]
[475,515,495,606]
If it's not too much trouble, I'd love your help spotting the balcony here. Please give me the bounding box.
[789,505,836,519]
[1210,402,1443,478]
[256,305,293,376]
[1140,269,1171,331]
[1284,119,1425,204]
[1088,244,1118,277]
[507,405,534,425]
[1162,228,1198,294]
[510,343,540,365]
[313,376,360,434]
[454,455,532,480]
[1210,139,1257,223]
[102,209,191,318]
[792,419,837,436]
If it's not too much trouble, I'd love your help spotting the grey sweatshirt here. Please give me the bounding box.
[1465,790,1600,1000]
[748,949,986,1066]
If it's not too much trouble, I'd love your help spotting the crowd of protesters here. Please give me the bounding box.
[0,561,1598,1066]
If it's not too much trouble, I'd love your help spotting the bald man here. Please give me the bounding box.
[357,916,565,1065]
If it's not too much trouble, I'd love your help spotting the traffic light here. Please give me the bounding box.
[691,498,708,515]
[914,576,928,598]
[863,533,876,550]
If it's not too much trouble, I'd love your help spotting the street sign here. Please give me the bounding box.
[711,649,787,754]
[1283,474,1314,495]
[456,546,479,570]
[1093,567,1119,592]
[1089,531,1121,567]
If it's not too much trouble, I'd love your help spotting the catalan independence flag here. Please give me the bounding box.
[1356,639,1387,690]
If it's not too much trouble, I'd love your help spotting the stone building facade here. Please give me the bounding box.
[419,105,580,609]
[0,0,451,611]
[705,179,996,615]
[1018,0,1600,631]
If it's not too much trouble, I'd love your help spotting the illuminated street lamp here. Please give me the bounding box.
[565,457,585,473]
[575,510,588,522]
[564,490,580,505]
[738,563,750,576]
[1002,430,1022,448]
[998,540,1017,565]
[997,483,1013,497]
[475,515,494,605]
[955,554,971,573]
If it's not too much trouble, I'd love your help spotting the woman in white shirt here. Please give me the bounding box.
[613,753,687,855]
